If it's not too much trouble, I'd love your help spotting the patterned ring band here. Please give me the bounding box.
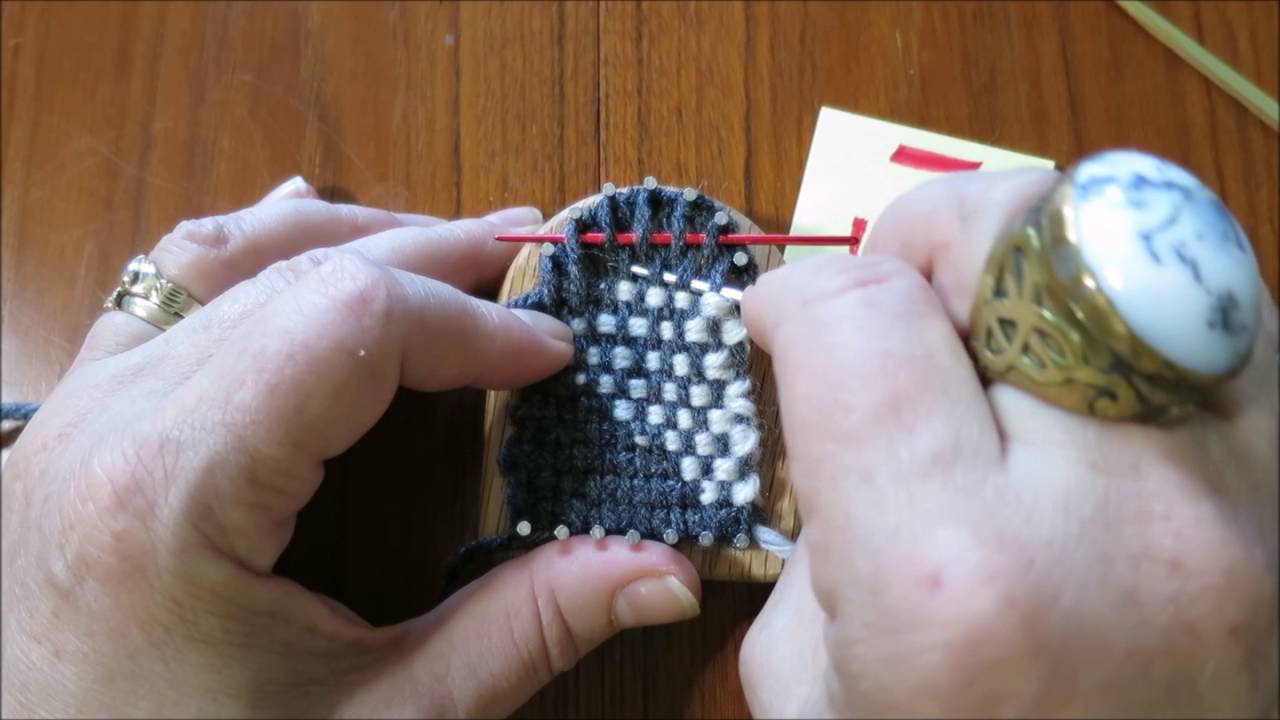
[969,149,1262,423]
[103,254,203,331]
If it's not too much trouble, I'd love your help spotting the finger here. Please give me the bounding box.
[76,198,431,365]
[741,254,1002,557]
[127,217,533,380]
[170,254,572,568]
[863,168,1060,333]
[257,175,319,204]
[740,540,830,717]
[355,537,700,717]
[76,200,533,366]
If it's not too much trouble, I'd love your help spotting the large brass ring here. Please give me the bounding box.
[103,255,203,331]
[970,150,1262,423]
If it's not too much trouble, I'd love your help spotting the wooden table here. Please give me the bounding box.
[3,2,1276,716]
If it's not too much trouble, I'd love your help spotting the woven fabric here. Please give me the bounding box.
[501,185,764,547]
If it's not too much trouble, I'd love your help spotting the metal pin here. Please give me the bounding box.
[732,533,750,550]
[540,242,556,257]
[515,520,532,537]
[714,211,729,226]
[629,265,744,303]
[732,251,750,267]
[697,531,714,547]
[590,524,606,540]
[602,181,617,197]
[625,529,641,545]
[662,529,679,545]
[568,206,583,220]
[682,187,698,202]
[554,524,570,540]
[643,176,659,190]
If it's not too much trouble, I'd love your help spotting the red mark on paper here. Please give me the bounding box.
[890,144,983,173]
[850,217,868,254]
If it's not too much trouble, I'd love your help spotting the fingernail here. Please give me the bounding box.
[612,575,701,630]
[484,206,543,229]
[393,212,445,227]
[510,309,573,344]
[262,175,313,202]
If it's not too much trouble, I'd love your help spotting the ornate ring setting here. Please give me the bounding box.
[103,255,203,331]
[970,150,1262,423]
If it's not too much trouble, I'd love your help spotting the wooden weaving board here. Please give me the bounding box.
[478,195,797,582]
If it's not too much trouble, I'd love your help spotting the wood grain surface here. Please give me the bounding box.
[2,2,1276,717]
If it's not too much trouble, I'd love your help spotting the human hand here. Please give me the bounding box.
[1,177,702,717]
[738,169,1278,717]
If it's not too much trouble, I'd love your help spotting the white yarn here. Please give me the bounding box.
[646,404,665,425]
[680,456,702,481]
[683,316,709,343]
[676,407,694,430]
[707,408,731,434]
[627,378,648,399]
[627,317,649,337]
[728,424,759,458]
[672,353,691,377]
[694,431,716,456]
[712,457,739,482]
[615,280,637,302]
[644,285,668,308]
[610,346,634,370]
[689,384,712,408]
[595,313,618,334]
[699,480,721,505]
[753,524,795,559]
[645,351,662,371]
[730,473,759,505]
[664,429,682,452]
[612,399,635,421]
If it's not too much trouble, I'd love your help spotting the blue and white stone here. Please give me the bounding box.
[1070,150,1260,376]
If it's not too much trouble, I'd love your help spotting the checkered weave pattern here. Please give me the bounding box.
[501,184,764,547]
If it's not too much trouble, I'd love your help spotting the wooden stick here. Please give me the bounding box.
[1116,0,1278,131]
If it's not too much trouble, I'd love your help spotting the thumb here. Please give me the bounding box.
[359,537,701,717]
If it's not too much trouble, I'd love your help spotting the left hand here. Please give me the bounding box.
[1,177,702,717]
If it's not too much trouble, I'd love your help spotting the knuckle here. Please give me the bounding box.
[507,571,582,684]
[821,254,934,309]
[159,213,241,257]
[257,247,336,291]
[308,253,394,326]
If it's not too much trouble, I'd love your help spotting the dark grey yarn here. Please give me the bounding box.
[0,403,39,423]
[498,184,764,544]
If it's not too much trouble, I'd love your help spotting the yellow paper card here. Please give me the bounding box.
[786,107,1056,263]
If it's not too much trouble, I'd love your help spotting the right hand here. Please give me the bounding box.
[737,169,1279,717]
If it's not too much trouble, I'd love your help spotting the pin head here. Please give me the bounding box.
[714,211,730,226]
[515,520,532,536]
[682,187,698,202]
[732,251,750,267]
[554,524,570,540]
[697,531,714,547]
[643,176,659,190]
[625,529,642,545]
[662,529,679,545]
[602,181,617,197]
[590,524,606,540]
[540,242,556,257]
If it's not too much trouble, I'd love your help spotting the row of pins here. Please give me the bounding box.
[514,520,751,550]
